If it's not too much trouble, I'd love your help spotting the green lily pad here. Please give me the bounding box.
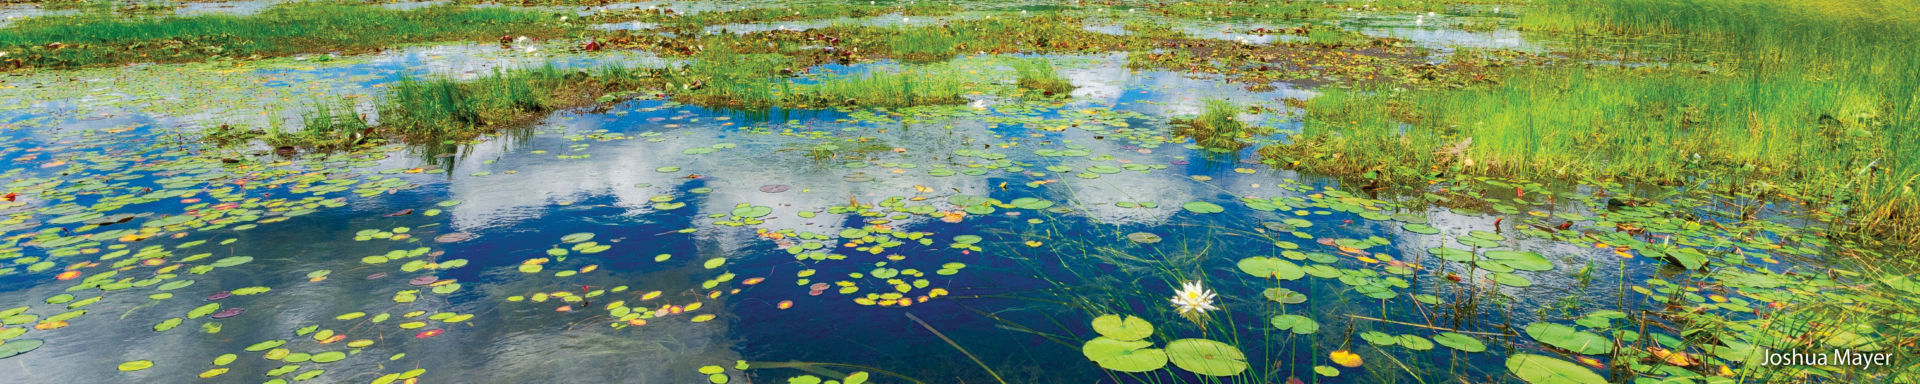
[1397,335,1434,350]
[1485,250,1552,271]
[1181,201,1225,214]
[1491,272,1533,287]
[1269,315,1319,335]
[311,351,346,363]
[1525,323,1612,355]
[1262,288,1306,304]
[0,338,43,359]
[1360,331,1398,346]
[561,232,596,243]
[1166,339,1247,376]
[1126,232,1161,244]
[1081,337,1168,372]
[1090,315,1154,341]
[1402,224,1440,235]
[1434,332,1486,352]
[1506,353,1606,384]
[1236,257,1303,280]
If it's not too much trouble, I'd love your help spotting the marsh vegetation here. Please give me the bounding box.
[0,0,1912,383]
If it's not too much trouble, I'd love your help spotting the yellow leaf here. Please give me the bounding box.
[1330,350,1363,368]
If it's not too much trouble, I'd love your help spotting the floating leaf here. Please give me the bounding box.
[118,360,154,371]
[1525,323,1613,355]
[1269,315,1319,335]
[1329,350,1363,367]
[1359,331,1397,346]
[1081,337,1168,372]
[1090,315,1154,341]
[561,233,596,243]
[1181,201,1225,214]
[1166,339,1247,376]
[0,338,43,359]
[1506,353,1607,384]
[1434,332,1487,352]
[209,256,253,268]
[1236,257,1304,280]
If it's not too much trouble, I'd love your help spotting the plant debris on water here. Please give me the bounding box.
[0,0,1913,383]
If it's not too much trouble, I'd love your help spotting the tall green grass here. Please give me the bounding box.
[1271,0,1920,243]
[1008,58,1073,96]
[0,3,572,68]
[380,65,649,139]
[783,63,974,108]
[1175,99,1262,151]
[268,101,372,149]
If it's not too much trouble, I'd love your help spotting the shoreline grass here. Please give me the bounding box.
[1263,0,1919,245]
[0,3,573,69]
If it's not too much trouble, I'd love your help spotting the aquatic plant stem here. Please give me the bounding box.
[904,312,1009,384]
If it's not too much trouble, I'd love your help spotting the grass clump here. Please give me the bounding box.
[380,65,650,140]
[1008,58,1073,96]
[661,50,789,108]
[0,3,572,69]
[1173,99,1262,151]
[1268,0,1920,244]
[268,102,373,149]
[782,63,974,108]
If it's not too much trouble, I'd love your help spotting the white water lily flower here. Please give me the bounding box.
[1170,281,1218,315]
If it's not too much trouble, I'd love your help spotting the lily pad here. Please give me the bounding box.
[1485,250,1552,271]
[1525,323,1613,355]
[1181,201,1225,214]
[1081,337,1168,372]
[118,360,154,371]
[1235,257,1303,280]
[1126,232,1161,244]
[1506,353,1606,384]
[1090,315,1154,341]
[1269,315,1319,335]
[0,338,43,359]
[1166,339,1247,376]
[1434,332,1487,352]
